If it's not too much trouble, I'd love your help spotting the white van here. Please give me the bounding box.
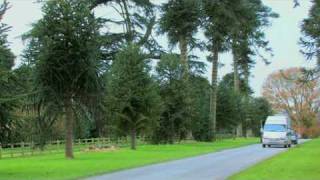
[262,114,292,148]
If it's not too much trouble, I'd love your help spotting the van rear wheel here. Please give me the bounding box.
[262,144,266,148]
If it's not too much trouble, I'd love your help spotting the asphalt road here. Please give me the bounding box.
[87,140,307,180]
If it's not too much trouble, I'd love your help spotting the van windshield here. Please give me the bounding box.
[264,124,286,132]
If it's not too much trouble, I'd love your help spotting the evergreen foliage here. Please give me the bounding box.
[108,44,161,149]
[300,0,320,63]
[24,0,102,158]
[0,0,283,158]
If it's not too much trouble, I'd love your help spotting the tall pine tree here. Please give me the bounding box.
[24,0,102,159]
[108,44,161,149]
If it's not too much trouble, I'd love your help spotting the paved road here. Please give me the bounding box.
[87,140,308,180]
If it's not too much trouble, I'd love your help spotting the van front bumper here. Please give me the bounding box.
[262,138,289,145]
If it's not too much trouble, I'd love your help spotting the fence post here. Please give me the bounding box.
[21,142,25,156]
[78,139,81,151]
[31,142,34,156]
[10,144,14,158]
[56,140,60,152]
[0,144,2,159]
[49,141,52,154]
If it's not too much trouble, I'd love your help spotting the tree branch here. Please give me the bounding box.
[90,0,113,9]
[0,0,10,21]
[137,16,156,47]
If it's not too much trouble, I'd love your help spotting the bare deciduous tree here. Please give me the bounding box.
[262,67,320,137]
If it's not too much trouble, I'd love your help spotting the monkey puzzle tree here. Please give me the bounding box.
[152,54,193,144]
[0,0,16,145]
[158,0,201,77]
[157,0,202,140]
[24,0,102,159]
[0,0,11,70]
[300,0,320,69]
[229,0,277,136]
[231,0,277,89]
[202,0,236,139]
[108,44,161,150]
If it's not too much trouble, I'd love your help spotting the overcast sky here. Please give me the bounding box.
[2,0,315,96]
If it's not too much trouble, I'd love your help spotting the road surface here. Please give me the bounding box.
[87,140,307,180]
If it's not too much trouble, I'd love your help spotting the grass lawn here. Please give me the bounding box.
[229,139,320,180]
[0,138,257,180]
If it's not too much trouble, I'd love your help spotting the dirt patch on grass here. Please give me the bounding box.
[83,145,118,152]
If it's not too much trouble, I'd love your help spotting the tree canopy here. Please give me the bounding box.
[1,0,310,160]
[24,0,102,158]
[300,0,320,63]
[108,44,161,149]
[262,68,320,137]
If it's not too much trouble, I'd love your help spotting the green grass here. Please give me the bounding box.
[229,139,320,180]
[0,138,257,180]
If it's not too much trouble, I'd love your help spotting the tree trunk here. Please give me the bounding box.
[130,127,136,150]
[210,47,219,140]
[169,114,174,144]
[244,67,252,137]
[38,127,47,151]
[65,98,74,159]
[94,104,104,137]
[233,47,243,137]
[121,0,133,43]
[179,35,193,139]
[232,48,240,92]
[179,35,189,78]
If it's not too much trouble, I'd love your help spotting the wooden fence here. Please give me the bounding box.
[0,134,234,159]
[0,137,147,159]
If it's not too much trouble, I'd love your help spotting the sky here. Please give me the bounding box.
[2,0,315,96]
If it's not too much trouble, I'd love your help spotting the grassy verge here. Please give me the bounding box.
[0,138,257,180]
[229,139,320,180]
